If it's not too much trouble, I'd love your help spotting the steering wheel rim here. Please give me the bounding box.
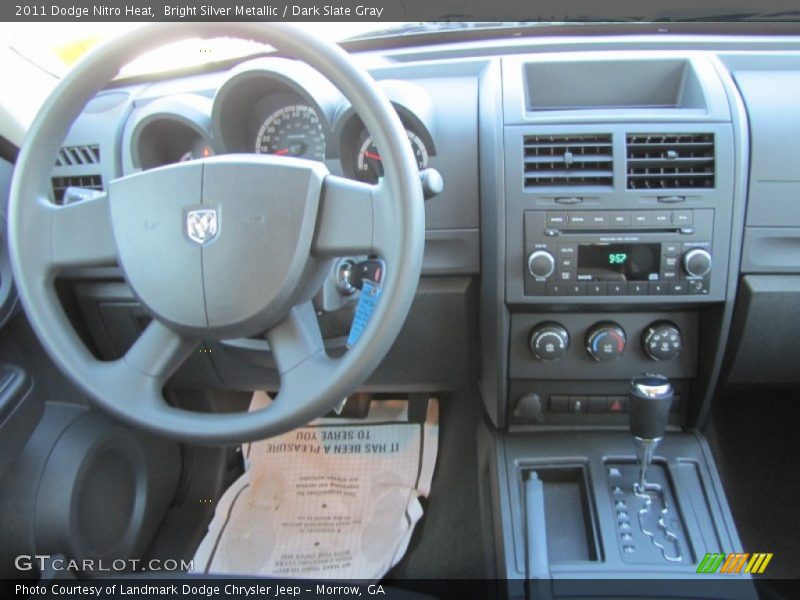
[7,23,425,444]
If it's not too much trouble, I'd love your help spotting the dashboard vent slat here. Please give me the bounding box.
[55,145,101,167]
[51,175,103,205]
[523,134,613,188]
[626,133,714,190]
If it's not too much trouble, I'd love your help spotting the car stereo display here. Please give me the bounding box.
[577,243,661,281]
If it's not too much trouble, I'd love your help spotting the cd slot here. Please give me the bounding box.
[559,227,683,235]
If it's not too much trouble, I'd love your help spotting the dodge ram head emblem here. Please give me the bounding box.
[186,209,218,245]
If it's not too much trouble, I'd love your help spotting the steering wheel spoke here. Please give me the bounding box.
[36,192,118,272]
[124,319,201,381]
[266,302,330,377]
[313,176,395,260]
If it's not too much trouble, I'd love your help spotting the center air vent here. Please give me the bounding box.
[523,134,613,188]
[626,133,714,190]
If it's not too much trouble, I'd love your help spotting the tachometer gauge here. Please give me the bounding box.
[255,104,326,162]
[355,129,429,184]
[178,137,213,162]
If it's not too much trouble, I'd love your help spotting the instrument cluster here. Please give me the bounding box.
[126,57,437,183]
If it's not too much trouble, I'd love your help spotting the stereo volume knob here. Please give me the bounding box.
[682,248,712,278]
[529,322,570,361]
[642,321,682,361]
[586,321,627,362]
[527,250,555,279]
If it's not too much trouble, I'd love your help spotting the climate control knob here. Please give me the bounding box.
[642,321,682,361]
[585,321,627,362]
[682,248,712,278]
[529,322,570,361]
[527,250,555,279]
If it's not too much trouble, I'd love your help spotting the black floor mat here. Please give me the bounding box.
[705,390,800,580]
[387,391,487,579]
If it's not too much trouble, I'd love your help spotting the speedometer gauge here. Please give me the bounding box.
[355,129,429,183]
[255,104,326,162]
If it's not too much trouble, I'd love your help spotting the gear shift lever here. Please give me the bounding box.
[629,374,673,491]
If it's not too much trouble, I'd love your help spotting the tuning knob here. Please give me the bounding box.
[682,248,712,278]
[585,321,627,362]
[529,322,570,361]
[527,250,555,279]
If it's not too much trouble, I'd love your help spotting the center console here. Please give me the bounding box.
[477,52,751,592]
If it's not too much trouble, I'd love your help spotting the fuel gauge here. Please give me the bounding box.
[354,129,429,183]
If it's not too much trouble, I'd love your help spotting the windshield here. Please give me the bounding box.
[0,22,399,79]
[0,16,797,145]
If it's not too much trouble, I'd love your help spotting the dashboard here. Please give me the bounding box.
[126,58,438,185]
[40,33,800,432]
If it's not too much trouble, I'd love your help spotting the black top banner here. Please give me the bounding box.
[3,0,800,22]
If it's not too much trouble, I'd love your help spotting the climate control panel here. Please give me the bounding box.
[527,319,684,364]
[510,312,697,381]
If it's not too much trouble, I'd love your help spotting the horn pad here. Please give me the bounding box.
[109,156,327,336]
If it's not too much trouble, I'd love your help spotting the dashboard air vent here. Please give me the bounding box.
[51,175,103,205]
[523,134,613,188]
[55,145,101,167]
[626,133,714,190]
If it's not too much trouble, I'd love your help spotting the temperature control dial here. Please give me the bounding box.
[585,321,627,362]
[642,321,682,361]
[529,322,570,361]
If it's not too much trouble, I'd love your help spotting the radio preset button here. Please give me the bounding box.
[546,212,568,227]
[546,282,565,296]
[566,282,587,296]
[628,282,647,295]
[648,281,668,295]
[608,282,626,295]
[631,211,652,226]
[589,212,609,227]
[588,282,608,295]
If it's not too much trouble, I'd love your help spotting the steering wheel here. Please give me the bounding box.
[7,23,425,444]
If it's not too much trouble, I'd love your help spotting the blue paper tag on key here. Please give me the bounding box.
[347,280,383,348]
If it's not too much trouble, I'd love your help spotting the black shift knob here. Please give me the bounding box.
[629,374,673,440]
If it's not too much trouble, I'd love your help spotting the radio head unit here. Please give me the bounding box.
[523,209,714,298]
